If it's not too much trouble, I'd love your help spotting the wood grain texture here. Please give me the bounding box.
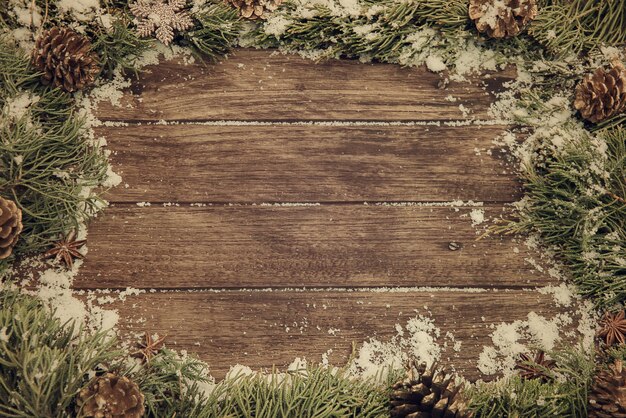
[92,49,516,122]
[100,124,520,203]
[108,290,572,381]
[75,205,547,289]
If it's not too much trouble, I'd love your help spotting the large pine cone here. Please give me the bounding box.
[32,26,100,93]
[390,362,471,418]
[574,63,626,124]
[469,0,538,38]
[76,373,145,418]
[589,360,626,418]
[0,197,23,260]
[225,0,283,19]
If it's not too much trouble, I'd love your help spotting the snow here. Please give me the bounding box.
[425,54,447,73]
[348,315,443,380]
[0,326,8,342]
[56,0,100,21]
[469,208,486,226]
[264,16,292,37]
[3,92,40,121]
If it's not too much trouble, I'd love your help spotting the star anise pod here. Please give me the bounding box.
[514,350,557,382]
[44,231,86,269]
[131,332,166,363]
[597,310,626,346]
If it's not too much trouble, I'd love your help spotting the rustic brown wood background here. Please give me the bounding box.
[76,49,566,380]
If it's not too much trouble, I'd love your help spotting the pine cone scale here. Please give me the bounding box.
[589,361,626,418]
[227,0,283,19]
[0,197,23,260]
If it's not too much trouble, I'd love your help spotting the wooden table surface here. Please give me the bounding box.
[77,49,567,380]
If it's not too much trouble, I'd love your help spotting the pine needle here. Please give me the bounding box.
[0,289,118,418]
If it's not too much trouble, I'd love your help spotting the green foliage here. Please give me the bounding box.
[184,2,243,61]
[505,125,625,307]
[131,349,216,417]
[202,366,389,417]
[468,347,594,417]
[0,38,109,255]
[88,14,154,78]
[529,0,626,56]
[0,289,118,418]
[251,0,475,64]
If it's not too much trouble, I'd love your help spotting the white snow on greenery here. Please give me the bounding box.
[477,285,596,376]
[56,0,101,22]
[8,0,43,27]
[348,315,443,381]
[2,91,40,121]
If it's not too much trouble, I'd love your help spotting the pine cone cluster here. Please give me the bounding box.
[390,361,471,418]
[574,62,626,124]
[589,360,626,418]
[469,0,538,38]
[0,197,23,260]
[76,373,145,418]
[32,26,100,93]
[226,0,283,19]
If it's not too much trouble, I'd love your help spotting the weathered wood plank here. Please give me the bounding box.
[75,205,548,289]
[93,49,515,122]
[100,124,519,203]
[107,290,571,381]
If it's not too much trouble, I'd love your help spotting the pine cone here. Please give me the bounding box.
[76,373,145,418]
[32,26,100,93]
[0,197,23,260]
[574,63,626,124]
[469,0,538,38]
[390,361,471,418]
[589,360,626,418]
[225,0,283,19]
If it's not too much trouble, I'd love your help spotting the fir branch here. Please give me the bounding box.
[0,289,118,418]
[183,2,243,61]
[88,14,154,78]
[529,0,626,56]
[130,349,216,417]
[0,39,109,255]
[202,365,390,417]
[467,347,594,417]
[502,125,626,307]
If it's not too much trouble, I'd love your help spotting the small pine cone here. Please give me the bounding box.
[32,26,100,93]
[589,360,626,418]
[574,63,626,124]
[225,0,283,19]
[469,0,538,38]
[0,197,23,260]
[390,361,471,418]
[76,373,145,418]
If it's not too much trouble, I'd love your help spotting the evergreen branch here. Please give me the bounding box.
[88,13,154,78]
[502,124,626,307]
[184,2,243,61]
[0,38,109,255]
[201,365,390,417]
[529,0,626,56]
[467,346,594,417]
[0,289,118,418]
